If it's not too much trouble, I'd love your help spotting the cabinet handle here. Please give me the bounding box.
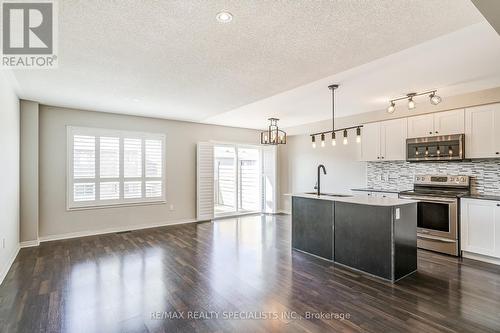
[381,156,385,159]
[429,131,432,134]
[497,204,500,207]
[496,152,499,155]
[377,156,380,159]
[435,131,438,134]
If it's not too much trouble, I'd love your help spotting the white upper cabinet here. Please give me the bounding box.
[407,114,434,138]
[380,118,407,161]
[407,110,464,138]
[434,109,465,136]
[465,104,500,158]
[360,122,381,161]
[361,118,407,161]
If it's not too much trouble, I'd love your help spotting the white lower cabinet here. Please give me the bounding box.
[461,198,500,260]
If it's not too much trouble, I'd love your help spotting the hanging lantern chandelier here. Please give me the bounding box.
[310,84,362,148]
[260,118,286,145]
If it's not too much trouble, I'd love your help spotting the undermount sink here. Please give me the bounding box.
[304,192,353,198]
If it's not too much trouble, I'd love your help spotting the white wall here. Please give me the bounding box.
[38,105,260,239]
[0,71,20,283]
[279,132,366,213]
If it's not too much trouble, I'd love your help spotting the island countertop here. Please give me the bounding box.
[287,193,416,207]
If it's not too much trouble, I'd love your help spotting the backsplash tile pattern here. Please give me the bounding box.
[367,159,500,195]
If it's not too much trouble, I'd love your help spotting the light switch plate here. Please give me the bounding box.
[395,208,400,220]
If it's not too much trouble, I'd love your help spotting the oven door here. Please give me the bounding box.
[398,195,457,240]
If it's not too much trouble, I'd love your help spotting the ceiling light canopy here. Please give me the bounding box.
[216,11,233,23]
[310,84,363,149]
[386,90,441,113]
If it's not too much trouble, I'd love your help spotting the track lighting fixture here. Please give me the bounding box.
[309,84,363,149]
[387,101,395,114]
[407,95,416,110]
[429,91,442,105]
[387,90,441,113]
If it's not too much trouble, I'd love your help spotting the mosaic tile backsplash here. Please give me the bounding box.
[367,159,500,195]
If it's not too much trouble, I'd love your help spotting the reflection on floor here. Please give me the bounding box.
[1,214,500,332]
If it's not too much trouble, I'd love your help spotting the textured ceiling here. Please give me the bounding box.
[207,22,500,129]
[11,0,485,125]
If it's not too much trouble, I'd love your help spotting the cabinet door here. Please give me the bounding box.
[465,105,499,158]
[407,114,434,138]
[461,199,499,258]
[360,122,380,161]
[380,118,407,161]
[434,109,465,136]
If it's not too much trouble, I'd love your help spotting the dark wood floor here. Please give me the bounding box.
[1,214,500,333]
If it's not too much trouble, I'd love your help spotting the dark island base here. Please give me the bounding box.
[292,197,417,282]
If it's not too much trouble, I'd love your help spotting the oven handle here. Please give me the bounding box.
[399,195,456,204]
[418,234,456,243]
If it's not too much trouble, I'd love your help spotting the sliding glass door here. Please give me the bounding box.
[214,144,261,217]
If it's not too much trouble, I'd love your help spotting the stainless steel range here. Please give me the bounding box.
[399,175,470,256]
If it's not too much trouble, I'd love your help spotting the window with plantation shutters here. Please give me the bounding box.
[67,127,166,209]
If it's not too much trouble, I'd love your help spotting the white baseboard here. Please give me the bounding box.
[462,251,500,266]
[20,240,40,248]
[39,218,199,243]
[0,245,20,286]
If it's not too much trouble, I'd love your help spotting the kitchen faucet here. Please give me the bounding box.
[314,164,327,195]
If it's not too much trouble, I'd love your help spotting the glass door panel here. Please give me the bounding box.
[214,146,236,215]
[238,147,260,213]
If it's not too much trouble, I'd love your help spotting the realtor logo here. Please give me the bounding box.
[1,0,57,68]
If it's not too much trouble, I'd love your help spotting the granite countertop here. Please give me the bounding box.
[288,193,417,207]
[351,188,401,194]
[461,194,500,202]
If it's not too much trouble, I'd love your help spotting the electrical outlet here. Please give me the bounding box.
[169,204,174,211]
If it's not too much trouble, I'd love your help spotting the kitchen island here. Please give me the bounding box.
[291,193,417,282]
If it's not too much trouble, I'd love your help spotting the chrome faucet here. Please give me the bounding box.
[316,164,327,195]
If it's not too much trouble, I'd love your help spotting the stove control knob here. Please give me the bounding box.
[449,177,454,182]
[460,177,465,182]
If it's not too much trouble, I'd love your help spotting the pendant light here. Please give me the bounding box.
[260,118,286,145]
[309,84,363,148]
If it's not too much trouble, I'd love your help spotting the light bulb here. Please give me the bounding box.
[387,101,395,114]
[415,147,419,156]
[430,92,442,105]
[321,133,325,147]
[312,142,316,149]
[311,135,316,149]
[408,97,416,110]
[331,132,336,146]
[356,127,361,143]
[343,129,348,145]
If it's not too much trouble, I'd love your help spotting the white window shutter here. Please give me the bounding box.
[262,146,277,214]
[197,142,214,221]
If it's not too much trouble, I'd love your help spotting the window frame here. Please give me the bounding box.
[67,126,166,210]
